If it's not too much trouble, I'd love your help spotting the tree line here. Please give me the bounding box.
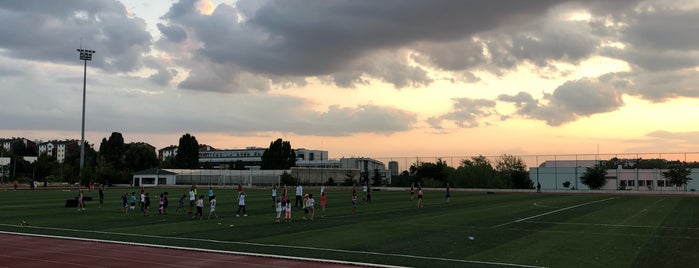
[390,155,534,189]
[1,133,298,187]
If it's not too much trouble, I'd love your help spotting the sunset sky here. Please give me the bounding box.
[1,0,698,159]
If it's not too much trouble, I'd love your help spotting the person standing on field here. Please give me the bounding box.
[98,184,105,208]
[188,187,196,215]
[272,184,277,207]
[77,189,86,211]
[320,192,327,218]
[237,191,247,217]
[417,187,424,208]
[193,195,203,220]
[295,183,303,207]
[209,195,218,220]
[410,182,415,200]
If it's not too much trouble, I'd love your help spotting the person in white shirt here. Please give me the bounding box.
[208,195,218,219]
[295,184,303,207]
[272,185,277,207]
[306,194,315,221]
[237,192,247,217]
[188,188,196,215]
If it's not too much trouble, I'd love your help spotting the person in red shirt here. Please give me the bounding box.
[320,192,327,218]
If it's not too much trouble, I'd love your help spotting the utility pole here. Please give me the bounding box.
[77,48,95,186]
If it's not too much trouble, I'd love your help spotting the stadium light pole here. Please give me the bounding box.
[77,48,95,186]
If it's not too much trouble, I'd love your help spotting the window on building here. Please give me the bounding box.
[657,180,665,187]
[646,180,653,187]
[628,180,635,187]
[158,177,167,185]
[639,180,645,187]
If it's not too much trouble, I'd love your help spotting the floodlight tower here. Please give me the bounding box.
[77,48,95,185]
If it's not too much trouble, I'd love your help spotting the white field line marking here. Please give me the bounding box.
[0,230,401,268]
[0,227,546,268]
[533,202,558,209]
[491,197,619,229]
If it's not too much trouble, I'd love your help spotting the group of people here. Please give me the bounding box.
[118,189,170,218]
[274,183,327,223]
[85,181,453,223]
[75,183,106,211]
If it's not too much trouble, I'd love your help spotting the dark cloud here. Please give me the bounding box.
[427,98,497,129]
[156,23,187,43]
[0,0,151,73]
[622,7,699,52]
[499,75,627,126]
[159,0,594,89]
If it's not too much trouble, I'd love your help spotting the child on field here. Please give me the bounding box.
[237,191,247,217]
[130,192,137,211]
[208,195,218,220]
[159,194,165,215]
[121,192,128,213]
[320,192,327,218]
[306,193,315,221]
[193,195,204,220]
[176,194,186,212]
[143,192,150,216]
[417,188,423,208]
[283,194,292,222]
[351,190,358,215]
[77,189,86,211]
[275,199,282,223]
[302,194,309,220]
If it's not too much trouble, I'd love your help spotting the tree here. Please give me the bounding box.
[562,181,571,188]
[64,142,97,185]
[580,164,607,190]
[411,158,452,184]
[123,143,158,177]
[450,155,499,188]
[663,164,692,191]
[344,169,355,186]
[98,132,126,170]
[280,171,298,186]
[496,154,532,189]
[261,138,296,169]
[175,133,199,169]
[94,156,120,184]
[371,168,383,186]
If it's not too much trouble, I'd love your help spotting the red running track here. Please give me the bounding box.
[0,233,371,268]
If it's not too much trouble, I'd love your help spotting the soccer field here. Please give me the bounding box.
[1,187,698,268]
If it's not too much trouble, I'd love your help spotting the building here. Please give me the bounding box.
[158,145,178,161]
[38,140,78,163]
[0,137,37,156]
[388,161,399,177]
[530,161,699,191]
[198,147,266,169]
[132,168,177,187]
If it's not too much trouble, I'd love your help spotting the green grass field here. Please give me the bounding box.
[1,187,698,268]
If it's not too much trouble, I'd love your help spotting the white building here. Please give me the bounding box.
[530,161,699,191]
[38,140,78,163]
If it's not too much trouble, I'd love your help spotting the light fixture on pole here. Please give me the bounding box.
[77,48,95,186]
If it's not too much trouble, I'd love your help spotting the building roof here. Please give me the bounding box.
[132,168,177,175]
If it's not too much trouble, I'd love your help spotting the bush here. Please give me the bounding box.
[280,172,298,186]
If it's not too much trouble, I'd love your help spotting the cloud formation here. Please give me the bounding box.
[1,0,698,146]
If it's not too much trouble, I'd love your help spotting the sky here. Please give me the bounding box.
[1,0,698,160]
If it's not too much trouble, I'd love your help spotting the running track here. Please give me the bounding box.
[0,232,386,268]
